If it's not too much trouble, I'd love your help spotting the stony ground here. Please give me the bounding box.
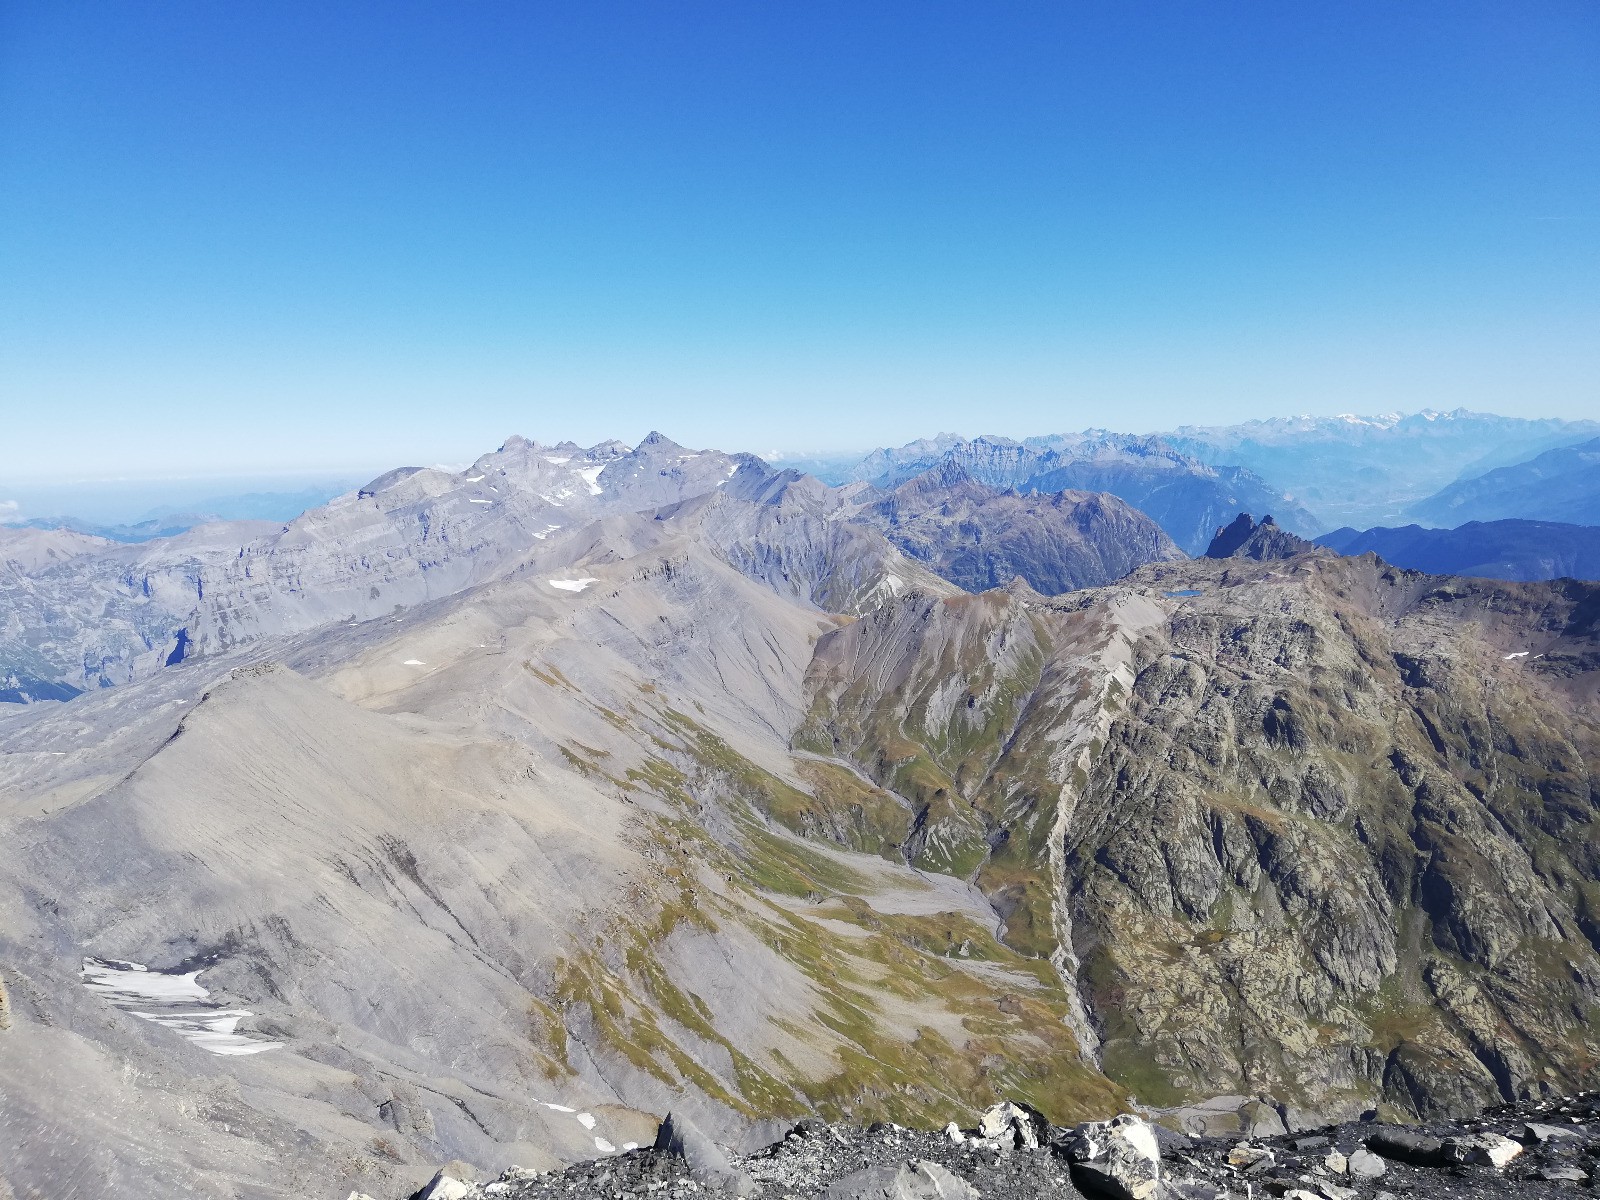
[418,1092,1600,1200]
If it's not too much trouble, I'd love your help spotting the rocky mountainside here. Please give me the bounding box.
[1405,437,1600,528]
[1318,520,1600,583]
[3,432,1600,1200]
[1162,410,1600,530]
[860,460,1185,596]
[797,543,1600,1126]
[842,434,1316,555]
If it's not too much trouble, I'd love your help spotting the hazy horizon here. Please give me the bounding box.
[3,402,1595,527]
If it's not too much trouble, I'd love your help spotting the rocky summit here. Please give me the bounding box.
[383,1093,1600,1199]
[3,432,1599,1200]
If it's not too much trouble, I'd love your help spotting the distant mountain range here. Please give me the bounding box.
[863,459,1184,595]
[0,435,1186,705]
[1159,408,1600,529]
[1404,436,1600,527]
[1,483,357,543]
[836,432,1315,555]
[1316,519,1600,583]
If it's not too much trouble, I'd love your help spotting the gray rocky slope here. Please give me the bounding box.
[2,436,1599,1199]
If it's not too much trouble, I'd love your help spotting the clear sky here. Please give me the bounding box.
[2,1,1596,481]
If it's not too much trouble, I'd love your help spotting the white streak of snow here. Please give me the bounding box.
[548,578,599,593]
[403,659,427,666]
[1504,652,1529,660]
[469,498,493,505]
[81,958,281,1055]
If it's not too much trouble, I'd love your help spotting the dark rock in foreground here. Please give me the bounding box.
[389,1092,1600,1200]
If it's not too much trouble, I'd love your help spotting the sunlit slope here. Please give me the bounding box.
[0,518,1118,1199]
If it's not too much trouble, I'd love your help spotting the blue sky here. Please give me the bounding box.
[2,0,1596,481]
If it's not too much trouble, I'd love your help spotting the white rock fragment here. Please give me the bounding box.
[414,1171,470,1200]
[1346,1148,1386,1178]
[1444,1132,1523,1169]
[1063,1113,1161,1200]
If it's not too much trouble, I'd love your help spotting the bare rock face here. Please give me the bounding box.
[1058,553,1600,1119]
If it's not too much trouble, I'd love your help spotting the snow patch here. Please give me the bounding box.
[81,958,281,1056]
[468,498,494,505]
[543,1103,576,1113]
[1503,651,1529,660]
[576,1112,597,1130]
[594,1136,616,1153]
[403,659,427,666]
[576,465,605,495]
[531,524,562,540]
[463,474,485,482]
[548,578,599,593]
[544,456,571,465]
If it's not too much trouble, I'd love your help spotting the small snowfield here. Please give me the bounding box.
[81,957,282,1056]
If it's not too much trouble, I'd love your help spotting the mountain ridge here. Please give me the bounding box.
[4,428,1600,1200]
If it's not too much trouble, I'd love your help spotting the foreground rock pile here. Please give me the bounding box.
[380,1093,1600,1200]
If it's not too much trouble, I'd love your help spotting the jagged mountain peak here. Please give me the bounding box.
[635,429,686,453]
[1204,511,1320,560]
